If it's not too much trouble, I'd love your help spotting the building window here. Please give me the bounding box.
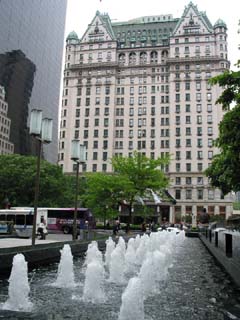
[208,139,213,147]
[208,127,213,135]
[197,189,203,200]
[186,163,191,172]
[197,104,202,112]
[76,98,81,106]
[84,130,88,139]
[186,151,191,159]
[186,189,192,200]
[207,104,212,112]
[176,139,181,148]
[104,118,109,127]
[197,116,202,124]
[93,141,98,149]
[208,151,213,159]
[186,139,191,147]
[103,129,108,138]
[207,93,212,101]
[186,116,191,124]
[208,190,214,200]
[207,115,212,124]
[197,151,203,159]
[176,163,181,172]
[186,177,192,185]
[176,151,181,160]
[197,127,202,136]
[103,152,108,161]
[175,189,181,200]
[176,177,181,185]
[196,93,201,101]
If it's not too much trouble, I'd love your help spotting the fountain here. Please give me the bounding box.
[109,245,125,283]
[82,260,105,303]
[0,230,239,320]
[118,277,144,320]
[124,238,137,274]
[2,254,32,312]
[105,236,116,269]
[84,240,103,266]
[55,244,75,288]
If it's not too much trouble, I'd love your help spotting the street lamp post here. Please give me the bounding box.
[30,109,53,246]
[71,140,86,241]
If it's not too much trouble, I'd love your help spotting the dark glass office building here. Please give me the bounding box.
[0,0,67,163]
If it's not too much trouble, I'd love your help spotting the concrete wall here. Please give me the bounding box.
[199,230,240,287]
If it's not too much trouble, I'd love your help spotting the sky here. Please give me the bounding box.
[65,0,239,69]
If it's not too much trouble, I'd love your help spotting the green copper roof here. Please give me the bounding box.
[67,31,79,40]
[112,17,178,47]
[214,19,227,28]
[101,13,116,39]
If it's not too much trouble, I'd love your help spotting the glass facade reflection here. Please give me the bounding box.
[0,0,67,162]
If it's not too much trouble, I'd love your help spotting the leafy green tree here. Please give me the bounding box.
[205,62,240,193]
[0,154,74,207]
[82,172,134,226]
[111,151,170,222]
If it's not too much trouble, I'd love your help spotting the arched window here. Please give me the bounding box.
[118,53,126,64]
[150,51,158,63]
[161,50,169,58]
[129,52,136,64]
[140,51,147,64]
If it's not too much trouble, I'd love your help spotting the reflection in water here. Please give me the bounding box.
[0,238,239,320]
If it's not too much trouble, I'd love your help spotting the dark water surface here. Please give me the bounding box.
[0,238,240,320]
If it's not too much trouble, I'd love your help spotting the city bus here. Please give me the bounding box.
[0,208,48,237]
[46,208,95,234]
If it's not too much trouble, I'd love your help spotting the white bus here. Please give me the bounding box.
[0,208,48,238]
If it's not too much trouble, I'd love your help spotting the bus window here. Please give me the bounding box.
[0,214,6,221]
[77,211,85,219]
[15,214,25,225]
[6,215,15,223]
[26,215,34,225]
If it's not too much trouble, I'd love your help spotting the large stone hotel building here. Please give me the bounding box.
[59,2,233,223]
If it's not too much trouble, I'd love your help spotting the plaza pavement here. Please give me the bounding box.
[0,230,115,249]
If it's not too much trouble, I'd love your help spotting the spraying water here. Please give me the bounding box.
[55,244,75,288]
[84,241,103,267]
[109,246,125,283]
[124,239,137,274]
[118,277,144,320]
[105,237,116,269]
[83,260,105,303]
[2,254,33,312]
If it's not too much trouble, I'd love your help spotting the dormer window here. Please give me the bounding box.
[94,21,99,34]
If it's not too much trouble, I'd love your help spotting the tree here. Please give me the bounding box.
[82,172,134,226]
[111,151,170,222]
[205,61,240,193]
[0,154,74,207]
